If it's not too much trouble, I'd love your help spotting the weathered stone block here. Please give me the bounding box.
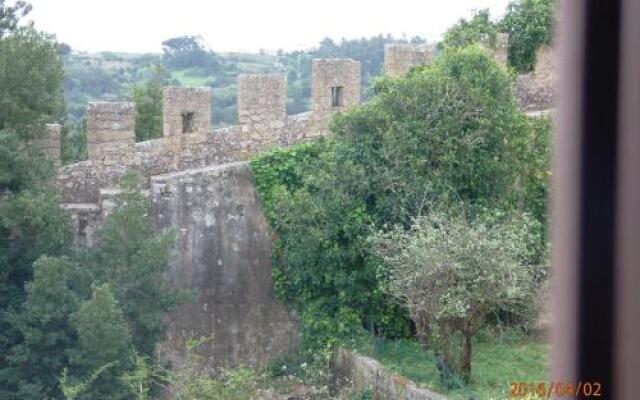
[162,86,212,137]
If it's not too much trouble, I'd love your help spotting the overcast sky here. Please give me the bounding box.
[26,0,511,53]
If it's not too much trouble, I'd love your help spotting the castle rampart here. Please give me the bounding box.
[52,44,556,372]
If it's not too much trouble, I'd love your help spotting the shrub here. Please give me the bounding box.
[369,211,536,384]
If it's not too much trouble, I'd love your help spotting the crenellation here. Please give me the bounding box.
[50,45,558,374]
[311,58,361,134]
[86,102,136,162]
[237,74,288,150]
[384,43,435,77]
[162,86,212,136]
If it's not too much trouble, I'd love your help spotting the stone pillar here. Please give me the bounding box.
[162,87,212,137]
[44,123,62,164]
[383,43,435,77]
[237,74,287,147]
[87,102,136,163]
[311,58,361,135]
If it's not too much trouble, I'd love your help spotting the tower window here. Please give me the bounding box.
[331,86,344,107]
[182,112,195,133]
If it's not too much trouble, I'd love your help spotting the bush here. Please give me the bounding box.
[252,46,549,352]
[369,211,536,384]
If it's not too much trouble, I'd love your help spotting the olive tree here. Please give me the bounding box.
[369,211,535,384]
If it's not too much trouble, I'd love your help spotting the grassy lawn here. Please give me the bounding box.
[353,331,549,400]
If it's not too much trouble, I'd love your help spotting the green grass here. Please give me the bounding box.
[171,69,214,87]
[353,331,549,400]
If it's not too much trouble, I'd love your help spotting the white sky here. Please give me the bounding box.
[26,0,511,53]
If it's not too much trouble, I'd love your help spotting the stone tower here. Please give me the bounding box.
[162,86,212,137]
[311,58,361,134]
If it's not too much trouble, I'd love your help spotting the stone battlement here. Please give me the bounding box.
[57,58,361,207]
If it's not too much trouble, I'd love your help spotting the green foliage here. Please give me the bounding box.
[0,27,65,138]
[85,173,182,356]
[132,65,169,141]
[5,256,88,398]
[1,174,180,399]
[252,46,550,358]
[161,35,220,71]
[59,362,117,400]
[442,9,498,50]
[0,0,31,38]
[354,332,549,399]
[67,284,133,399]
[441,1,556,73]
[120,352,165,400]
[500,0,556,72]
[369,212,536,382]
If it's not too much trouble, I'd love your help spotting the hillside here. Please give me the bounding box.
[62,35,422,128]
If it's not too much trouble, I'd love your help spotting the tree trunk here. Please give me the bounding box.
[461,331,472,384]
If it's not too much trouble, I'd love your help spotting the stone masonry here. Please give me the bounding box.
[54,42,556,372]
[163,86,212,136]
[237,74,287,151]
[152,162,298,370]
[515,44,557,111]
[311,58,361,134]
[86,102,136,162]
[56,57,362,372]
[384,43,436,77]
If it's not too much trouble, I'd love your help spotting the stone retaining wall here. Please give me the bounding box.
[333,348,447,400]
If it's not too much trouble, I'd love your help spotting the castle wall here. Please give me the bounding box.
[312,59,361,134]
[515,44,557,111]
[237,74,287,150]
[384,44,435,77]
[86,102,136,163]
[151,161,298,370]
[162,87,212,136]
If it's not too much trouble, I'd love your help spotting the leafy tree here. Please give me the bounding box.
[4,256,89,399]
[85,173,182,355]
[369,212,535,384]
[0,27,65,139]
[0,23,71,398]
[132,65,169,141]
[500,0,556,72]
[161,35,219,71]
[3,179,180,398]
[252,46,547,349]
[67,284,133,399]
[441,9,498,50]
[0,0,31,38]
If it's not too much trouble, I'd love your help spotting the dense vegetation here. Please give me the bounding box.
[442,0,556,72]
[251,45,551,390]
[0,0,556,397]
[0,6,182,399]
